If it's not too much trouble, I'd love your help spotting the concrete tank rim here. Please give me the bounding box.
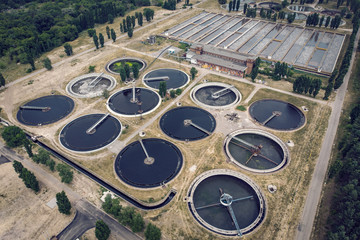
[190,82,242,110]
[106,87,161,118]
[105,57,147,75]
[58,113,122,154]
[142,68,190,91]
[66,73,117,98]
[224,128,290,174]
[186,169,267,236]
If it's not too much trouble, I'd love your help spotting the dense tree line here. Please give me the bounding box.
[333,15,359,90]
[32,148,56,171]
[0,0,151,68]
[163,0,177,10]
[102,194,161,239]
[13,160,39,192]
[323,69,338,100]
[326,100,360,239]
[272,61,290,80]
[293,76,322,97]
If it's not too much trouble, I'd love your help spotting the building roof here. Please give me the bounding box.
[191,43,256,62]
[189,50,248,72]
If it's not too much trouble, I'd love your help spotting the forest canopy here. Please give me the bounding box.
[0,0,150,64]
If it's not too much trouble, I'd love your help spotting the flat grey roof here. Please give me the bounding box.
[191,43,256,62]
[190,51,248,71]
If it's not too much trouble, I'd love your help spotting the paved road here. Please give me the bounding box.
[295,28,360,240]
[0,141,142,240]
[58,200,142,240]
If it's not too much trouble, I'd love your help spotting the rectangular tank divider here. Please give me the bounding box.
[292,30,315,65]
[197,16,235,44]
[167,12,209,35]
[305,31,326,66]
[235,21,269,52]
[175,13,216,38]
[318,33,336,71]
[225,20,260,49]
[257,25,288,56]
[245,24,277,54]
[205,17,243,45]
[182,14,222,41]
[192,15,229,42]
[278,28,305,62]
[321,33,346,73]
[267,26,297,58]
[215,18,252,48]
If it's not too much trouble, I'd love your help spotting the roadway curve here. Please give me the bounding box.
[295,28,360,239]
[32,137,176,210]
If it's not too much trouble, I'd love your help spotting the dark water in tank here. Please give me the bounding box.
[144,69,188,89]
[160,106,216,141]
[194,86,237,106]
[115,138,183,188]
[228,133,284,170]
[60,114,121,152]
[109,60,145,73]
[108,88,160,115]
[193,175,260,230]
[249,99,305,130]
[17,95,74,126]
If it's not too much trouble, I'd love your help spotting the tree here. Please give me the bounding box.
[243,3,248,14]
[108,14,114,24]
[103,89,110,98]
[119,67,127,82]
[128,27,133,38]
[1,126,27,148]
[32,148,50,165]
[64,43,73,56]
[56,191,71,215]
[42,57,52,70]
[175,88,182,95]
[123,19,128,32]
[287,13,295,23]
[56,163,73,183]
[312,79,322,97]
[170,89,176,98]
[120,23,124,33]
[325,16,331,27]
[124,64,131,78]
[111,29,116,42]
[88,29,96,37]
[13,160,24,174]
[131,213,145,232]
[236,0,240,11]
[138,12,143,26]
[145,223,161,240]
[99,33,105,47]
[106,26,110,39]
[132,63,139,79]
[93,35,99,49]
[229,0,233,11]
[95,220,111,240]
[159,81,167,97]
[190,67,198,80]
[144,8,154,22]
[0,72,5,87]
[250,66,258,82]
[20,168,39,192]
[131,16,136,28]
[27,54,35,71]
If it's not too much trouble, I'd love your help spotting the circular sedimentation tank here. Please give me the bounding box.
[115,138,183,188]
[249,99,305,131]
[288,5,315,12]
[59,113,121,152]
[66,73,116,98]
[143,68,189,90]
[258,2,281,10]
[160,106,216,141]
[17,95,74,126]
[105,57,147,75]
[224,129,289,173]
[107,87,161,117]
[190,82,241,109]
[187,169,266,236]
